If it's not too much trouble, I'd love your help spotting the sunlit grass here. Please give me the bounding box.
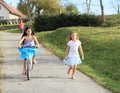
[5,28,19,33]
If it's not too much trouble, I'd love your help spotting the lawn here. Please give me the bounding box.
[36,26,120,93]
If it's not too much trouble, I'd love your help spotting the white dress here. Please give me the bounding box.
[63,40,82,65]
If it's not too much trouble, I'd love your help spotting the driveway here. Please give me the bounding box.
[0,31,112,93]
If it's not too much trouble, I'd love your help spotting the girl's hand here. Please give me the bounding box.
[82,56,84,60]
[18,45,22,48]
[35,45,40,48]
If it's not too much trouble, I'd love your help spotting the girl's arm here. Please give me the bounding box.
[64,46,70,59]
[33,36,40,47]
[79,45,84,60]
[18,37,25,48]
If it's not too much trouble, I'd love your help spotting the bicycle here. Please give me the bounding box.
[18,46,39,80]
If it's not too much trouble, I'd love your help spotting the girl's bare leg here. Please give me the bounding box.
[32,56,37,64]
[72,65,77,79]
[22,59,27,75]
[67,66,73,74]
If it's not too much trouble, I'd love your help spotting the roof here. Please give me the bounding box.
[0,0,27,18]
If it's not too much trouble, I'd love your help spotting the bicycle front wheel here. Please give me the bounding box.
[26,60,30,80]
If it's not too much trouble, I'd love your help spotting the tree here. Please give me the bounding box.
[99,0,105,22]
[33,0,64,15]
[111,0,120,14]
[65,3,80,14]
[17,0,64,21]
[85,0,92,15]
[17,0,27,15]
[17,0,34,21]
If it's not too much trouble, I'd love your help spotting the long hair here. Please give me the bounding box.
[69,32,79,40]
[21,26,35,45]
[21,25,35,38]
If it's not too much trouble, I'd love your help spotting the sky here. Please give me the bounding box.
[4,0,117,15]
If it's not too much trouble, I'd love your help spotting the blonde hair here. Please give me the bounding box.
[69,32,79,40]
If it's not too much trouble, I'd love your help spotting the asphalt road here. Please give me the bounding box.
[0,31,112,93]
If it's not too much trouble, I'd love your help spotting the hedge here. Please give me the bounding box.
[33,13,100,32]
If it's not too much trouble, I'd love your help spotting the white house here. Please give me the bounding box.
[0,0,27,25]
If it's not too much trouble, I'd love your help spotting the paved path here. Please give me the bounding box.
[0,31,112,93]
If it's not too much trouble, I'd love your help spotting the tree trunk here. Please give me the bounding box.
[116,0,120,14]
[86,0,92,15]
[111,0,120,14]
[100,0,105,22]
[27,0,31,21]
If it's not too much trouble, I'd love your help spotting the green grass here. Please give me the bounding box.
[0,21,33,33]
[0,21,33,31]
[5,28,19,33]
[103,14,120,26]
[36,26,120,93]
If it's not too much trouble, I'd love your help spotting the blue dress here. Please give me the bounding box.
[18,47,38,59]
[18,38,38,59]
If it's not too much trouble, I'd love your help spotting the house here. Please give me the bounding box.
[0,0,27,25]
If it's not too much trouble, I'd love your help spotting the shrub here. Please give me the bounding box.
[33,14,100,32]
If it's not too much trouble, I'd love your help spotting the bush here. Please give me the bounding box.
[0,25,19,31]
[33,14,100,32]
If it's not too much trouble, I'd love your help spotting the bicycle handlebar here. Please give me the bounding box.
[19,46,39,48]
[18,46,39,59]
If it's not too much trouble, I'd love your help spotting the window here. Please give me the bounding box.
[0,16,4,20]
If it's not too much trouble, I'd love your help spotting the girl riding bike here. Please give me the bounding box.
[18,26,40,75]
